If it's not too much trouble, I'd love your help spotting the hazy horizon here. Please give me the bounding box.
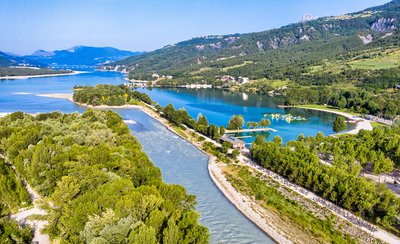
[0,0,391,55]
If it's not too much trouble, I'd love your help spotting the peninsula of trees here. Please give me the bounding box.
[0,110,209,243]
[72,84,227,141]
[73,84,152,106]
[0,67,72,77]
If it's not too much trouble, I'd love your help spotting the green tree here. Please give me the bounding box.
[129,224,157,244]
[373,153,394,175]
[337,97,347,109]
[227,115,244,130]
[219,126,226,135]
[316,131,324,142]
[273,136,283,146]
[231,149,240,159]
[333,116,347,133]
[0,111,209,243]
[163,218,180,244]
[259,118,271,127]
[220,141,232,154]
[197,113,209,127]
[253,135,266,146]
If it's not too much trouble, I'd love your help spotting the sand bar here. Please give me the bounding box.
[0,71,85,80]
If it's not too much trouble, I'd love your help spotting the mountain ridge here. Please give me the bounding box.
[0,46,142,67]
[23,46,142,66]
[107,0,399,80]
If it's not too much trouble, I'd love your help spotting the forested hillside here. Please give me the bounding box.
[108,0,400,78]
[0,111,209,243]
[104,1,400,119]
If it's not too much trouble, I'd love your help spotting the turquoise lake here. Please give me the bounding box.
[136,87,354,143]
[0,70,353,243]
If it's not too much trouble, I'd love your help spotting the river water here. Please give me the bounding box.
[0,70,351,243]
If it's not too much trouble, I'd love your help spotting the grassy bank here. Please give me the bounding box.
[293,104,361,116]
[224,164,367,243]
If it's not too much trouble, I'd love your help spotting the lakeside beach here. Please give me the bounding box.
[282,105,374,134]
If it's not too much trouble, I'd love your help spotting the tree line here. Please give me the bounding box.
[251,128,400,234]
[160,104,225,141]
[285,86,400,118]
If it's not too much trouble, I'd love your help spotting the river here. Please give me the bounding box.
[0,70,351,243]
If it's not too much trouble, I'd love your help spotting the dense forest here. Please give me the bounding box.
[251,126,400,235]
[0,111,208,243]
[73,84,152,106]
[0,67,71,77]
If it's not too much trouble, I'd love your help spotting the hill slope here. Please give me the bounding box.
[0,51,46,67]
[108,0,400,81]
[0,52,17,67]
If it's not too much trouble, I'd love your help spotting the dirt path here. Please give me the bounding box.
[0,154,51,244]
[208,158,292,243]
[238,155,400,244]
[11,178,50,244]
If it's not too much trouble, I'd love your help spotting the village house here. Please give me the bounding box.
[220,75,236,83]
[238,77,249,84]
[219,135,246,150]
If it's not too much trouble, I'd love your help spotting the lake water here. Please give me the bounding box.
[137,87,354,143]
[0,70,351,243]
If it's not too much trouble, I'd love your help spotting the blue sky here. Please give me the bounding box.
[0,0,390,55]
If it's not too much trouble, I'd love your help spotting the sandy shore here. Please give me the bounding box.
[208,159,292,243]
[36,93,74,101]
[290,106,373,134]
[0,71,84,80]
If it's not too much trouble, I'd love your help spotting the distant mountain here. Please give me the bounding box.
[108,0,400,80]
[0,52,17,66]
[24,46,142,66]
